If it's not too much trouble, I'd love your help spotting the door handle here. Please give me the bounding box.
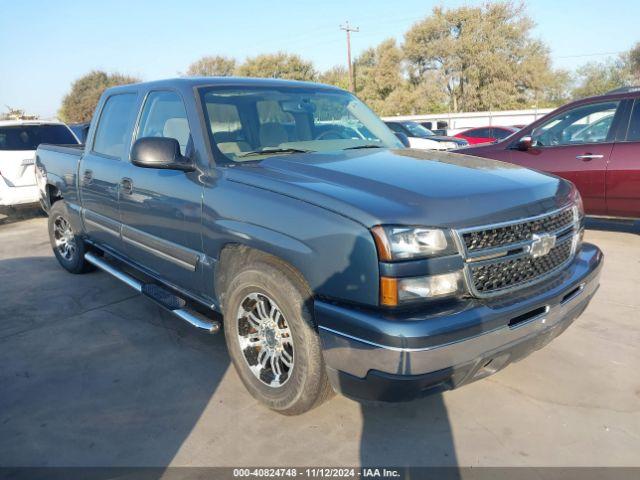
[120,177,133,194]
[576,154,604,161]
[83,169,93,184]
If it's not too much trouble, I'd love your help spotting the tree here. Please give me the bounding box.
[403,2,564,112]
[571,59,632,99]
[1,106,38,121]
[59,71,140,123]
[186,55,237,77]
[625,42,640,83]
[319,65,350,90]
[236,52,317,81]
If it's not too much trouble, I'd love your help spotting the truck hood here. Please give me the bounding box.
[225,148,573,228]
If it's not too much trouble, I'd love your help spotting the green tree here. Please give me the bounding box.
[186,55,237,76]
[237,52,316,81]
[59,71,139,123]
[403,2,564,112]
[319,65,350,90]
[571,58,632,99]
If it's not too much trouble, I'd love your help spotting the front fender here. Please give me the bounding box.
[203,180,380,307]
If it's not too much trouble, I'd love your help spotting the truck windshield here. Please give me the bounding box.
[0,124,78,151]
[199,86,403,162]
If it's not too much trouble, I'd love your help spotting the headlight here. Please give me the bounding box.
[380,271,464,306]
[371,226,457,261]
[572,188,584,220]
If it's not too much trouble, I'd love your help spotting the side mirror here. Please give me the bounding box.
[131,137,194,172]
[516,135,533,151]
[394,132,411,148]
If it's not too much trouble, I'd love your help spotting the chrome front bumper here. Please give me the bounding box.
[316,243,602,399]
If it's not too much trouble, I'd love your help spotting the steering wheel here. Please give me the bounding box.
[315,129,349,140]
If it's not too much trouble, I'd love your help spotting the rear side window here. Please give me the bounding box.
[626,100,640,141]
[0,125,77,150]
[93,93,138,158]
[137,91,191,155]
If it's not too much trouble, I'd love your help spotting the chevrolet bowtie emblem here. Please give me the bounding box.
[527,233,556,258]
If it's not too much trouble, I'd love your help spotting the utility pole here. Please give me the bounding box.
[340,21,359,92]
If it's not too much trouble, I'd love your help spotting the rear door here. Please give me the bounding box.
[0,124,77,187]
[507,100,623,215]
[607,98,640,217]
[80,92,139,249]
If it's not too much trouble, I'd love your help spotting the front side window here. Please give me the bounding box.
[93,93,138,158]
[200,87,403,162]
[0,124,78,151]
[137,91,191,155]
[492,128,514,140]
[531,101,619,147]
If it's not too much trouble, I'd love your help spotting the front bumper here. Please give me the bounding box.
[316,243,603,401]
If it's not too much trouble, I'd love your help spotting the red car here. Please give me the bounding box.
[454,126,519,144]
[458,87,640,218]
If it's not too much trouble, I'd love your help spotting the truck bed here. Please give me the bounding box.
[37,143,84,156]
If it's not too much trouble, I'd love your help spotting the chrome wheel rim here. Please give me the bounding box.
[236,292,294,388]
[53,215,76,261]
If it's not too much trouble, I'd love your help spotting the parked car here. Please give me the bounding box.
[385,121,468,149]
[457,87,640,218]
[68,122,91,143]
[454,126,519,145]
[0,120,78,213]
[36,78,602,414]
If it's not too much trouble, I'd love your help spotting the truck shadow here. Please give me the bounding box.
[0,255,230,468]
[358,395,459,469]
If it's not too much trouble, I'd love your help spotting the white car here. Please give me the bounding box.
[0,120,78,213]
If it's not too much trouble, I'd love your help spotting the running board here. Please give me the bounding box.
[84,252,221,334]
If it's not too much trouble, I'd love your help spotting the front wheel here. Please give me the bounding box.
[48,201,94,274]
[223,257,333,415]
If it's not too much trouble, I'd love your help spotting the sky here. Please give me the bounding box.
[1,0,639,118]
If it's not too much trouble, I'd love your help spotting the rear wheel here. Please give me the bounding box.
[223,257,333,415]
[48,201,94,274]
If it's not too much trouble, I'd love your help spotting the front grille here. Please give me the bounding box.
[470,238,573,294]
[463,208,575,252]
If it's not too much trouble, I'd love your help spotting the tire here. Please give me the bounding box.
[223,256,333,415]
[48,201,94,274]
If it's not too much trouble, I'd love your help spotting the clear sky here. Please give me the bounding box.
[1,0,638,118]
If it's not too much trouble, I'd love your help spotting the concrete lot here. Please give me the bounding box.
[0,210,638,467]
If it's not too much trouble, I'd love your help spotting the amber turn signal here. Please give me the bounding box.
[380,277,399,306]
[371,226,392,261]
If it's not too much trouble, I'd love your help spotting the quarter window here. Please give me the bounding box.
[137,91,191,155]
[531,101,619,147]
[93,93,138,158]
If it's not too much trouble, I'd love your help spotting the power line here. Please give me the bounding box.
[556,51,624,59]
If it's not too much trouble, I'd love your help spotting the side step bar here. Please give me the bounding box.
[85,252,221,334]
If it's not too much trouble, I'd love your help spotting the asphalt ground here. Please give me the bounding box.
[0,209,638,467]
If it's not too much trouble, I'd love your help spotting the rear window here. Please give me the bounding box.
[0,125,78,151]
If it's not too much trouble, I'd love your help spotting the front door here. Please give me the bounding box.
[607,98,640,217]
[80,92,139,249]
[508,100,622,215]
[118,90,204,294]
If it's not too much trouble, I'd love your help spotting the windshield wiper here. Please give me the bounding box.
[342,144,384,150]
[237,148,314,158]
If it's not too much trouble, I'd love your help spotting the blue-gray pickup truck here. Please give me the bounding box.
[36,78,603,414]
